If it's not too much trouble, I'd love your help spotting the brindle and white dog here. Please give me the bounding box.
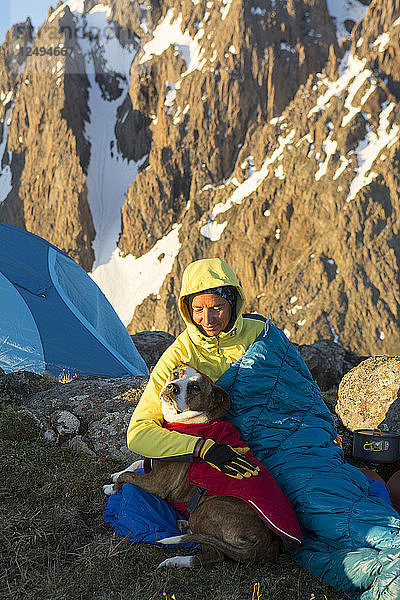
[103,363,281,568]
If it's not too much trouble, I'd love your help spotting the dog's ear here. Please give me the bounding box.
[168,362,188,382]
[210,384,230,419]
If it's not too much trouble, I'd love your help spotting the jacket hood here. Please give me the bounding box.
[179,258,246,343]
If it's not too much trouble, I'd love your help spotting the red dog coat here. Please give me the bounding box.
[165,420,302,549]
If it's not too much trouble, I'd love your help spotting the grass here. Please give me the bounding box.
[0,407,346,600]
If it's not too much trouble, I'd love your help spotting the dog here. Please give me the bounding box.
[103,363,286,569]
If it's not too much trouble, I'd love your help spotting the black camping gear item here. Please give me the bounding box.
[353,429,400,464]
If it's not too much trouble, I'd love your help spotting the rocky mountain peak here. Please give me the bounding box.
[1,0,399,356]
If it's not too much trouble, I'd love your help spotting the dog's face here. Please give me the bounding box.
[160,363,230,423]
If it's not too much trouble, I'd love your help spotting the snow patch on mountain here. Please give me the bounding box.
[333,155,350,180]
[315,129,337,181]
[0,106,13,205]
[82,5,135,75]
[1,91,13,106]
[341,67,374,127]
[372,33,390,52]
[326,0,368,43]
[200,219,228,241]
[48,0,85,23]
[308,52,368,118]
[200,129,295,241]
[74,5,141,268]
[90,225,182,326]
[84,76,146,267]
[346,102,399,202]
[139,9,205,76]
[220,0,233,21]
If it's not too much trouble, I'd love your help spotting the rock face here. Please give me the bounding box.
[1,0,400,358]
[337,356,400,432]
[123,0,400,359]
[118,0,337,258]
[0,12,95,269]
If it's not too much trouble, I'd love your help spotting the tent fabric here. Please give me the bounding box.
[0,223,149,379]
[216,324,400,600]
[0,270,46,373]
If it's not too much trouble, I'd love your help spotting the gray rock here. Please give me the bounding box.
[24,376,148,424]
[88,412,140,461]
[297,340,365,391]
[51,410,81,436]
[336,356,400,432]
[131,331,175,369]
[0,370,58,404]
[44,429,57,442]
[67,435,97,457]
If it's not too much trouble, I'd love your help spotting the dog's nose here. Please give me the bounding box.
[167,382,180,395]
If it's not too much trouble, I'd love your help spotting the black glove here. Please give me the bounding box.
[198,439,260,479]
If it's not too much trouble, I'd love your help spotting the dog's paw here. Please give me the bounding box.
[111,459,144,482]
[103,484,115,496]
[111,470,125,483]
[157,556,194,569]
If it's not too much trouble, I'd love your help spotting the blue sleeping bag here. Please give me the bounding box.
[216,324,400,600]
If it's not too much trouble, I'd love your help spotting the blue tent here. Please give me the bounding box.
[0,223,149,379]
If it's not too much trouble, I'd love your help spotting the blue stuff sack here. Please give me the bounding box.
[103,481,199,549]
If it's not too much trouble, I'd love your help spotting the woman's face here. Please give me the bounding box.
[190,293,232,337]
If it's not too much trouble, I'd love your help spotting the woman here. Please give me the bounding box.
[127,257,264,476]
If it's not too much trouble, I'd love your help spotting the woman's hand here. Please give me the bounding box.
[195,439,260,479]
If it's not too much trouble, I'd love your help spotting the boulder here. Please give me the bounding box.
[67,435,97,457]
[87,411,136,461]
[0,370,58,404]
[23,375,148,459]
[50,410,81,437]
[336,356,400,432]
[131,330,175,369]
[297,340,365,391]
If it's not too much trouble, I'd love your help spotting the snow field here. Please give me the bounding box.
[325,0,368,44]
[71,5,142,268]
[139,9,206,76]
[90,225,182,326]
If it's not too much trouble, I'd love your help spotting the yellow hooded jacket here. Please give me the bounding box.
[126,258,265,459]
